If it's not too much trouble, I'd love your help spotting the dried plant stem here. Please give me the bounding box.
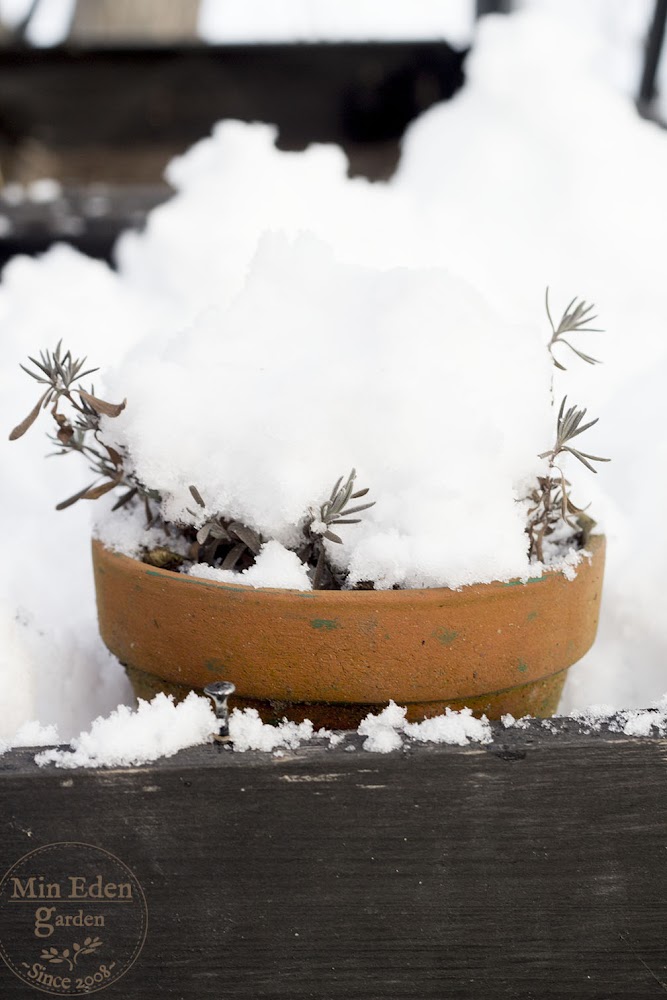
[8,341,165,519]
[546,289,603,371]
[527,398,608,562]
[304,469,376,589]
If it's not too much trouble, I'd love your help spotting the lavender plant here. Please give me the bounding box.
[301,469,375,589]
[545,289,602,370]
[527,294,609,562]
[11,295,606,587]
[527,397,609,562]
[9,346,375,589]
[186,484,262,571]
[9,341,130,509]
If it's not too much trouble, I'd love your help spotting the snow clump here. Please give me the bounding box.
[0,721,60,755]
[570,697,667,738]
[358,700,493,753]
[25,691,667,771]
[35,693,216,769]
[188,540,313,590]
[227,709,315,753]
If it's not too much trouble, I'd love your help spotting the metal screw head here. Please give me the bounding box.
[204,680,236,706]
[203,680,236,739]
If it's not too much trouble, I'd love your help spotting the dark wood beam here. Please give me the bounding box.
[1,718,665,997]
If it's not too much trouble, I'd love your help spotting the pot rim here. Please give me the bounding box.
[92,533,604,605]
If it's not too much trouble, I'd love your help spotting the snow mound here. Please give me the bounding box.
[358,700,493,752]
[0,720,60,755]
[228,709,315,752]
[35,693,215,769]
[189,540,312,590]
[28,690,667,770]
[101,235,553,591]
[570,696,667,737]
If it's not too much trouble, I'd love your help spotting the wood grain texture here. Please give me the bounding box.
[1,721,666,998]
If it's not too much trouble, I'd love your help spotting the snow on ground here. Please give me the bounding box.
[2,6,667,748]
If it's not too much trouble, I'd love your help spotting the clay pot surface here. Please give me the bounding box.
[92,535,605,727]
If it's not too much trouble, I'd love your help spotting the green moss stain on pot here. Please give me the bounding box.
[517,660,529,673]
[204,657,230,675]
[432,628,458,647]
[539,692,555,714]
[527,610,539,622]
[310,618,341,630]
[503,575,546,587]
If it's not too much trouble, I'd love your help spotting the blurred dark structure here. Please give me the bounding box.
[0,0,665,269]
[475,0,512,16]
[0,43,466,187]
[638,0,667,124]
[0,34,467,267]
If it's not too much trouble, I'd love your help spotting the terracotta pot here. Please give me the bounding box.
[92,535,605,728]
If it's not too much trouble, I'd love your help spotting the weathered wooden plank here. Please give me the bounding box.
[1,721,666,998]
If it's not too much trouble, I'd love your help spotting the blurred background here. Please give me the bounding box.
[0,0,664,267]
